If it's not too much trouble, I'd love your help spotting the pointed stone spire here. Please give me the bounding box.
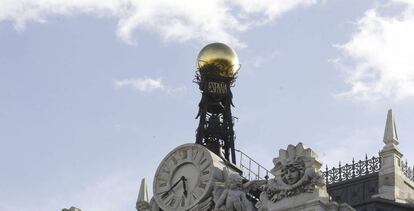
[383,109,399,149]
[137,178,149,203]
[136,178,151,211]
[376,109,410,203]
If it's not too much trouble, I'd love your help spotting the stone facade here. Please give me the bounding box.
[324,109,414,210]
[136,109,414,211]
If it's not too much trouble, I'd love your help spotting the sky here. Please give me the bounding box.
[1,0,414,210]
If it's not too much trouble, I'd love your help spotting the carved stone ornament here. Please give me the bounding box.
[256,143,325,210]
[136,200,151,211]
[136,197,160,211]
[213,167,256,211]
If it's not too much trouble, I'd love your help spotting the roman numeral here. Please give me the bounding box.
[156,181,169,193]
[179,148,188,160]
[198,182,207,189]
[162,162,173,174]
[192,192,199,201]
[171,156,178,165]
[200,159,211,171]
[157,172,169,182]
[194,187,204,197]
[160,191,170,200]
[185,147,193,161]
[194,151,203,164]
[180,195,186,207]
[202,169,209,176]
[169,198,176,206]
[200,157,207,165]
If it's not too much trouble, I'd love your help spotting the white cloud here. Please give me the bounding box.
[235,0,318,24]
[336,1,414,101]
[246,50,280,69]
[115,77,164,92]
[0,0,320,46]
[114,77,186,96]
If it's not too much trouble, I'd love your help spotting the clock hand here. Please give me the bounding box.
[182,177,188,197]
[161,176,186,199]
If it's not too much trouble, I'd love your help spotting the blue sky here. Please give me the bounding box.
[1,0,414,210]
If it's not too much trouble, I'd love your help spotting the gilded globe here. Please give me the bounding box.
[197,42,239,78]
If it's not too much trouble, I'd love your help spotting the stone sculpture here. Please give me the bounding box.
[254,143,355,211]
[213,168,256,211]
[256,143,326,210]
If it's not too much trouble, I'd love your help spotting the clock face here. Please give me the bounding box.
[153,144,214,211]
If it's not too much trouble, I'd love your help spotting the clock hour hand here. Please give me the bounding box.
[182,177,188,197]
[161,176,186,199]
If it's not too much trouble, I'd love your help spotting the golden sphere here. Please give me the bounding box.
[197,42,239,78]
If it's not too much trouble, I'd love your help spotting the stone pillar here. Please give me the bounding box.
[378,145,404,202]
[375,109,414,203]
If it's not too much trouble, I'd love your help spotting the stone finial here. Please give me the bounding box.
[138,178,149,203]
[383,109,399,149]
[136,178,150,211]
[376,109,414,203]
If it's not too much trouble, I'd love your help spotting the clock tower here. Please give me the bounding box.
[136,43,260,211]
[194,42,240,164]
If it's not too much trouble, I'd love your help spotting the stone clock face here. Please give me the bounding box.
[153,144,214,211]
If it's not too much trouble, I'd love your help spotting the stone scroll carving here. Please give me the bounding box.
[256,143,325,210]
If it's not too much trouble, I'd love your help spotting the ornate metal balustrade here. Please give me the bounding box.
[402,160,414,182]
[323,155,381,185]
[235,149,269,181]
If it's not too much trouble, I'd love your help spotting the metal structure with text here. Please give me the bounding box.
[194,43,240,164]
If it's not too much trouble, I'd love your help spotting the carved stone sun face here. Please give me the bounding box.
[281,166,301,185]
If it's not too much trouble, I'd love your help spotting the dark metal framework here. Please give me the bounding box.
[194,68,237,164]
[323,155,381,185]
[235,149,270,181]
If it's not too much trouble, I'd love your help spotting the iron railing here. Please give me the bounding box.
[323,155,381,185]
[402,160,414,182]
[233,149,414,185]
[235,149,270,181]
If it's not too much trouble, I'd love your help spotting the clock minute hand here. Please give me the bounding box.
[161,176,186,199]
